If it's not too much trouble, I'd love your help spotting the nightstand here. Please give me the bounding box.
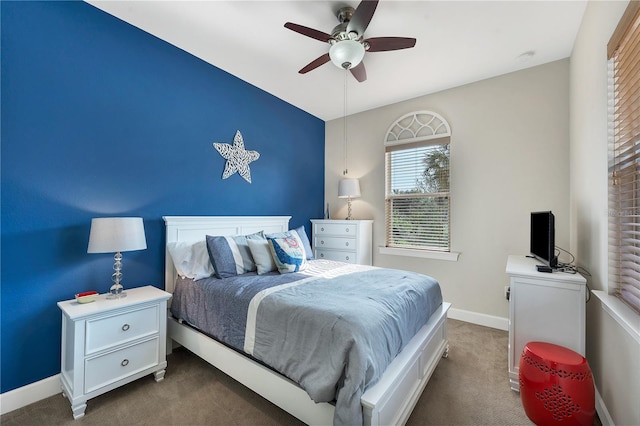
[311,219,373,265]
[57,286,171,419]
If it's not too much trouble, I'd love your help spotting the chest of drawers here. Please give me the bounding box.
[57,286,171,419]
[311,219,373,265]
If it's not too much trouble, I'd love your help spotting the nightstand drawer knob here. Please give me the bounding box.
[121,359,129,367]
[122,324,130,332]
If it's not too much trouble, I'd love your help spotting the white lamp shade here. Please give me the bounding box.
[87,217,147,253]
[329,40,365,69]
[338,178,361,199]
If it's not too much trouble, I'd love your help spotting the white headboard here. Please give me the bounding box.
[162,216,291,293]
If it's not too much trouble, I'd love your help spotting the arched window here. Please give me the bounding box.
[384,111,452,252]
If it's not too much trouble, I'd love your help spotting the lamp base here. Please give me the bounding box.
[345,197,355,220]
[107,252,127,299]
[106,284,127,299]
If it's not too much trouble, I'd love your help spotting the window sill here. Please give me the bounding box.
[592,290,640,345]
[378,246,460,261]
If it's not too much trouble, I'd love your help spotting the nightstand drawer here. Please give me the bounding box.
[315,223,358,236]
[85,337,159,393]
[315,237,357,251]
[85,305,159,354]
[315,249,357,263]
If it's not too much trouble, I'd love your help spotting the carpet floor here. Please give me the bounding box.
[1,319,555,425]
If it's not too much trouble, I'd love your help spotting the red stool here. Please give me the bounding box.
[519,342,595,426]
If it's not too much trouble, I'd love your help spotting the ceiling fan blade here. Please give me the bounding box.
[350,62,367,82]
[347,0,379,37]
[284,22,332,43]
[299,53,331,74]
[365,37,417,52]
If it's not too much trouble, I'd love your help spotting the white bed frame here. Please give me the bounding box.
[163,216,450,426]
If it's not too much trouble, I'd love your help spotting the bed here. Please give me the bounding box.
[163,216,450,426]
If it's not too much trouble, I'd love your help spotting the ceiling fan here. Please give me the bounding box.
[284,0,416,82]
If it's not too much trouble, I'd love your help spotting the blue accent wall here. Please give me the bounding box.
[1,1,324,393]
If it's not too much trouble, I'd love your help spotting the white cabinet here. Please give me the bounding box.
[311,219,373,265]
[58,286,171,418]
[505,255,587,391]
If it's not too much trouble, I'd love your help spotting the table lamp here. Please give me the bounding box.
[338,178,361,220]
[87,217,147,299]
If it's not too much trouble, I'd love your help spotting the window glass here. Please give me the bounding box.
[385,139,450,251]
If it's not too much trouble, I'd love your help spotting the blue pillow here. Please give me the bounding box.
[293,226,314,260]
[206,231,264,278]
[267,232,307,274]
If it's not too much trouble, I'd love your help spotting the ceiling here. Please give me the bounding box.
[86,1,588,121]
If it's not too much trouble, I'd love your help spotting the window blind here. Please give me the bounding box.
[385,138,450,251]
[608,1,640,313]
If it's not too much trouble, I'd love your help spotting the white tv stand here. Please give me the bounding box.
[505,255,587,392]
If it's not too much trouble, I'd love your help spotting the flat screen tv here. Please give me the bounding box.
[530,211,557,268]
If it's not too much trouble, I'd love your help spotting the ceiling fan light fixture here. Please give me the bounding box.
[329,40,365,70]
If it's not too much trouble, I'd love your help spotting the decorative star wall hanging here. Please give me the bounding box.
[212,130,260,183]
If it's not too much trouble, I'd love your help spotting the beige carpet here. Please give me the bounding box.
[1,320,537,425]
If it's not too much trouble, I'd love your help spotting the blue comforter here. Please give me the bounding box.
[171,260,442,425]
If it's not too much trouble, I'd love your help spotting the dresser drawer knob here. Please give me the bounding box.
[320,253,325,258]
[320,240,325,245]
[345,256,350,261]
[345,228,350,232]
[121,359,129,367]
[320,227,325,232]
[122,324,130,332]
[345,242,349,247]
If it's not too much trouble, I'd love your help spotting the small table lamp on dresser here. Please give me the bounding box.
[87,217,147,299]
[338,178,361,220]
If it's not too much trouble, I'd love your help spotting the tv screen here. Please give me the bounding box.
[530,211,557,267]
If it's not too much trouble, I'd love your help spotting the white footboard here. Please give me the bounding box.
[168,302,450,426]
[362,302,450,426]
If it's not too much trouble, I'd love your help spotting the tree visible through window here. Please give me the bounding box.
[384,111,452,252]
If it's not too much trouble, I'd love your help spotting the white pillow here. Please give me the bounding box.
[167,240,215,280]
[247,238,277,275]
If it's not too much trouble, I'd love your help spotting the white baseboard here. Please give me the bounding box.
[448,307,509,331]
[0,374,61,415]
[595,388,614,426]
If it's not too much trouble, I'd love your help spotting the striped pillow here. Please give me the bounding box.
[206,231,264,278]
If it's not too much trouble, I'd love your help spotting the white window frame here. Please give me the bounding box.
[607,1,640,314]
[382,111,459,261]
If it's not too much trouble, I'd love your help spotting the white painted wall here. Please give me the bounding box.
[570,1,640,424]
[325,59,570,322]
